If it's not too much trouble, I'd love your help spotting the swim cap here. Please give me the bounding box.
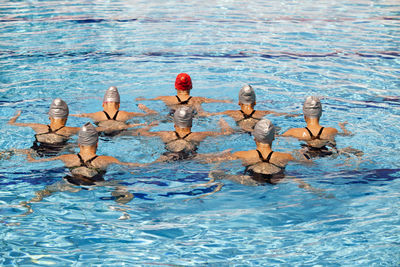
[78,122,98,146]
[175,73,192,91]
[103,86,120,103]
[48,98,69,119]
[238,85,256,105]
[253,119,275,144]
[173,106,193,128]
[303,96,322,118]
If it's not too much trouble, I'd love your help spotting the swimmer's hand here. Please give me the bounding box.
[8,110,22,124]
[285,113,301,118]
[338,121,353,136]
[218,118,234,135]
[195,149,233,164]
[137,103,157,115]
[135,97,146,101]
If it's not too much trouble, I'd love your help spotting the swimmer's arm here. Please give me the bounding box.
[8,111,45,131]
[126,104,158,118]
[135,96,166,101]
[202,118,234,137]
[197,109,235,117]
[69,112,100,120]
[258,110,301,118]
[280,128,301,138]
[337,122,353,136]
[131,121,161,137]
[195,149,236,163]
[197,97,233,104]
[26,152,68,163]
[102,156,144,167]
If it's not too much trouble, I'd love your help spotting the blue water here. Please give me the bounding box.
[1,0,399,265]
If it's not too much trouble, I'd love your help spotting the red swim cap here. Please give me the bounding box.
[175,73,192,91]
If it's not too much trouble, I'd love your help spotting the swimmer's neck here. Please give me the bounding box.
[255,142,272,153]
[174,126,191,135]
[78,145,98,159]
[176,90,191,98]
[305,117,321,128]
[49,118,67,129]
[103,102,120,113]
[239,103,255,114]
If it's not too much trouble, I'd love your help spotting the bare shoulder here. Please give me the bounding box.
[281,127,305,138]
[254,110,272,117]
[159,95,176,104]
[323,127,338,135]
[233,150,255,159]
[272,151,294,162]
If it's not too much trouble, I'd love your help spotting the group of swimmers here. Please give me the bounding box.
[8,73,356,205]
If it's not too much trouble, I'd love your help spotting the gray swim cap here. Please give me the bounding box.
[48,98,69,119]
[253,119,275,144]
[103,86,120,103]
[78,122,98,146]
[303,96,322,118]
[173,106,193,128]
[238,85,256,105]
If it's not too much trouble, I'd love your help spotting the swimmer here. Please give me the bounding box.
[24,122,139,206]
[71,86,157,135]
[199,85,298,132]
[8,98,80,156]
[134,106,234,161]
[197,119,302,185]
[136,73,232,114]
[281,96,353,158]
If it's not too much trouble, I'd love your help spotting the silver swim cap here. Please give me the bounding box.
[78,122,98,146]
[103,86,120,103]
[173,106,193,128]
[253,119,275,144]
[48,98,69,119]
[238,85,256,105]
[303,96,322,118]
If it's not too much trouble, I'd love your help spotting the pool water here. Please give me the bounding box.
[1,0,399,265]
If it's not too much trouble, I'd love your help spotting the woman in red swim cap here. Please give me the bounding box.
[136,73,232,114]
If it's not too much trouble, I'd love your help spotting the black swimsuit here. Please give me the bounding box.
[103,110,119,120]
[32,125,68,156]
[65,154,105,186]
[163,131,198,161]
[302,127,335,158]
[176,95,192,105]
[97,110,126,137]
[245,150,285,184]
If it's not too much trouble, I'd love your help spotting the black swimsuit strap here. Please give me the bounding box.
[77,154,98,167]
[36,125,66,137]
[305,127,324,140]
[240,109,256,119]
[174,131,192,140]
[256,150,274,163]
[176,95,192,105]
[316,127,324,139]
[103,110,119,120]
